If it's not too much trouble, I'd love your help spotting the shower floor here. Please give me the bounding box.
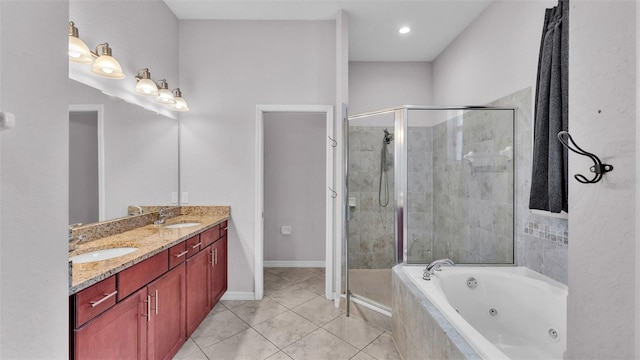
[348,268,392,309]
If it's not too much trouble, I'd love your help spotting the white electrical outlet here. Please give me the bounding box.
[281,226,292,236]
[181,192,189,203]
[171,192,178,204]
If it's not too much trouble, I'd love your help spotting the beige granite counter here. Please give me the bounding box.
[69,208,229,295]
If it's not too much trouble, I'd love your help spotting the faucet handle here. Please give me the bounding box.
[422,269,432,281]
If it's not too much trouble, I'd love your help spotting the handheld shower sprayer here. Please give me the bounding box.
[379,128,394,207]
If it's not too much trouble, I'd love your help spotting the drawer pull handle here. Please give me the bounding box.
[90,290,118,308]
[214,248,218,265]
[154,289,159,315]
[175,250,189,258]
[191,242,202,249]
[223,227,228,231]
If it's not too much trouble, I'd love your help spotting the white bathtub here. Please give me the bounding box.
[401,265,567,360]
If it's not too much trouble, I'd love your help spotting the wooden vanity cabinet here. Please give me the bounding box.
[118,250,169,301]
[73,288,148,360]
[185,246,211,336]
[71,222,228,360]
[147,264,186,360]
[210,234,228,306]
[73,276,117,328]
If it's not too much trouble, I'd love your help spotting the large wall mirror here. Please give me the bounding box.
[69,79,179,225]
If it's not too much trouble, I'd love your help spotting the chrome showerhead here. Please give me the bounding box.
[383,128,394,144]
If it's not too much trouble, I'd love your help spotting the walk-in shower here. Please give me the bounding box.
[345,106,515,315]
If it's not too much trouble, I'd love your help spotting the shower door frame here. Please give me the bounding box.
[346,105,516,314]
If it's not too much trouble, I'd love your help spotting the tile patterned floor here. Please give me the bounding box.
[173,267,402,360]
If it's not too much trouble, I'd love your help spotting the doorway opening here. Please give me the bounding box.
[69,105,104,224]
[255,105,334,300]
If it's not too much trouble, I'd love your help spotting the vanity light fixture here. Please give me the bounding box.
[68,21,125,79]
[154,79,176,104]
[169,88,190,112]
[134,68,159,96]
[91,43,126,79]
[68,21,93,64]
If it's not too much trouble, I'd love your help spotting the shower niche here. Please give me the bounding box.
[346,106,515,311]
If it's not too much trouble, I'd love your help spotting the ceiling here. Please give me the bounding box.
[162,0,492,62]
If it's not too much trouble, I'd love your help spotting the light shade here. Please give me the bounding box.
[135,68,159,96]
[91,43,125,79]
[68,22,93,64]
[169,89,190,111]
[154,80,175,104]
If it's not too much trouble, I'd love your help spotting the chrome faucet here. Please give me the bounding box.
[128,205,144,216]
[154,207,174,225]
[68,224,87,252]
[423,258,455,280]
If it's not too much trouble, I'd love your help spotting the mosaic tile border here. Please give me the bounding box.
[524,221,568,245]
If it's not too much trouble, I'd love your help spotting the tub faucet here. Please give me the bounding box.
[423,258,455,280]
[154,207,174,225]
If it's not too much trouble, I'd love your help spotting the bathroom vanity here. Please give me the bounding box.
[69,206,229,360]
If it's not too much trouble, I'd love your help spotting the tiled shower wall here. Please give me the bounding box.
[348,126,397,269]
[497,87,569,284]
[422,109,514,264]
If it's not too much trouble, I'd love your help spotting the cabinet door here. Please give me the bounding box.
[210,235,228,306]
[147,264,186,360]
[186,247,211,336]
[73,288,147,360]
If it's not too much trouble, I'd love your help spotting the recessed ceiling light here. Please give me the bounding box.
[399,26,411,34]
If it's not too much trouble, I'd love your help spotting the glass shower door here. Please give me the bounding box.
[346,111,396,310]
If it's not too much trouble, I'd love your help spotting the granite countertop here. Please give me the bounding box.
[69,213,229,295]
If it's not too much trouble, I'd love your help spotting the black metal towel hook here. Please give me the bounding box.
[557,131,613,184]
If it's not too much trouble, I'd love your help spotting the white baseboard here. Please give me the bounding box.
[264,260,325,268]
[220,291,255,301]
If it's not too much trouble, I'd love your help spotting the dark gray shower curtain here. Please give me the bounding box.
[529,0,569,213]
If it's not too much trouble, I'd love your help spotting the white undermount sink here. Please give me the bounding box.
[164,222,201,229]
[70,247,138,263]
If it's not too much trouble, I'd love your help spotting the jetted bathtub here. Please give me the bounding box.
[393,265,567,360]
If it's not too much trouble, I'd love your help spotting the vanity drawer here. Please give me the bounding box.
[169,242,188,269]
[117,250,168,300]
[74,275,117,328]
[219,221,228,237]
[186,235,202,258]
[200,225,220,247]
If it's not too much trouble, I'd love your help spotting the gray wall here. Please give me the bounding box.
[179,20,336,293]
[69,111,100,225]
[568,1,636,358]
[349,62,432,114]
[264,112,326,263]
[0,1,69,358]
